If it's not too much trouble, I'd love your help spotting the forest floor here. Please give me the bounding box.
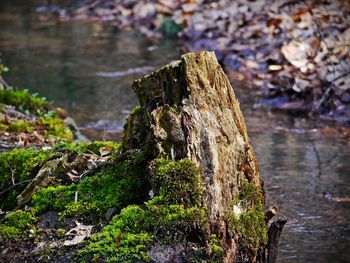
[37,0,350,125]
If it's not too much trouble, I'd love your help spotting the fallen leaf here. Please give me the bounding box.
[245,60,259,69]
[268,65,283,71]
[281,40,310,69]
[100,146,112,157]
[64,222,93,246]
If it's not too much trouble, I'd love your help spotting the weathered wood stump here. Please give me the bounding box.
[123,51,277,262]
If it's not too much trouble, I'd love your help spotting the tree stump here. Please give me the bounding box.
[123,51,273,262]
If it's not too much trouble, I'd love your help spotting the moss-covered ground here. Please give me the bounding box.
[0,87,73,143]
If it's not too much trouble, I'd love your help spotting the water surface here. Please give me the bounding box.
[0,2,349,262]
[0,0,182,140]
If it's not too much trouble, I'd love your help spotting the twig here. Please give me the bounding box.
[330,71,350,83]
[309,138,322,177]
[0,179,33,199]
[0,75,9,89]
[10,167,16,185]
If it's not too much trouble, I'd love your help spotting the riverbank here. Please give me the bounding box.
[0,52,273,263]
[37,0,350,125]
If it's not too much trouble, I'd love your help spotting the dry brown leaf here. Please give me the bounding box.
[281,40,310,69]
[268,65,283,71]
[245,60,259,69]
[100,146,112,157]
[64,222,93,246]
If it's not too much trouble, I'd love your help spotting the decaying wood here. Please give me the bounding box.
[16,153,89,208]
[123,51,273,262]
[266,220,287,263]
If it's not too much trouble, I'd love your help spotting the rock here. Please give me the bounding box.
[149,242,185,262]
[63,117,89,142]
[39,211,59,229]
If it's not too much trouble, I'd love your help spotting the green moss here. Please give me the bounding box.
[79,205,153,263]
[235,202,267,253]
[0,209,37,241]
[238,180,259,207]
[146,197,208,244]
[56,228,65,239]
[209,234,224,262]
[122,105,143,133]
[32,185,76,214]
[231,180,267,258]
[0,120,34,133]
[0,117,73,142]
[39,116,73,142]
[0,148,52,210]
[131,105,141,115]
[151,158,203,207]
[79,198,208,262]
[78,159,212,262]
[32,150,148,219]
[0,88,49,115]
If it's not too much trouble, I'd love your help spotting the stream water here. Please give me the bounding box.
[1,1,350,262]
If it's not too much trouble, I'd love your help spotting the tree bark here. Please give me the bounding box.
[123,51,275,262]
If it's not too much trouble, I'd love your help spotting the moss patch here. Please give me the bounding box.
[209,234,225,261]
[77,159,224,262]
[38,116,73,142]
[0,209,37,242]
[150,158,203,207]
[78,197,208,262]
[0,148,52,210]
[32,150,148,219]
[0,88,49,115]
[0,120,34,133]
[0,117,73,142]
[231,180,267,259]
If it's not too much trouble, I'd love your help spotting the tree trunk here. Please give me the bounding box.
[123,51,277,262]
